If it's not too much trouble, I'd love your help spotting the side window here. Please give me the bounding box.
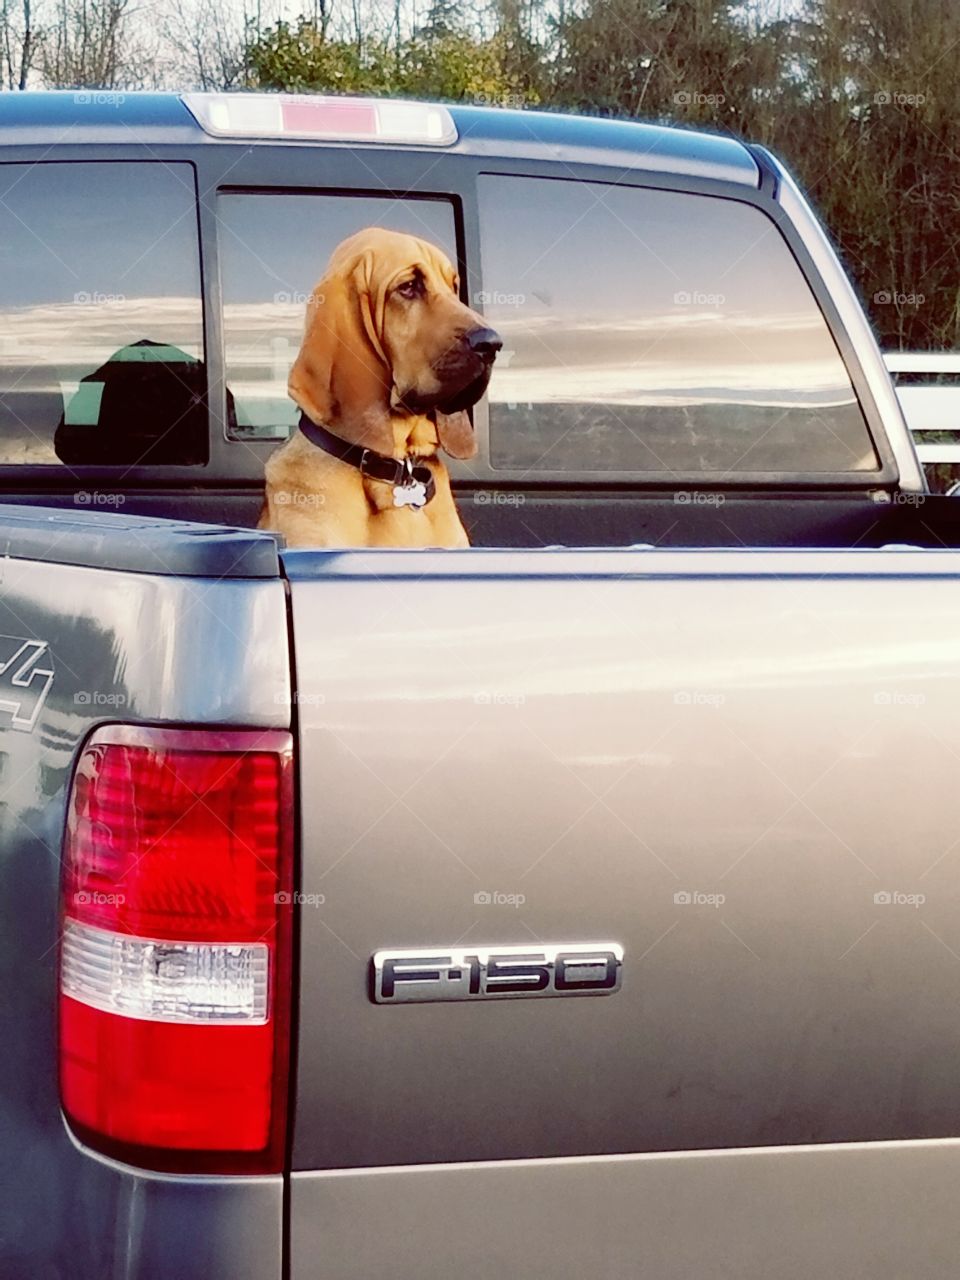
[0,162,205,467]
[477,175,878,475]
[218,193,457,440]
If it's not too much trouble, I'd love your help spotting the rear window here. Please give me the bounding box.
[218,193,457,441]
[0,162,205,468]
[477,175,877,476]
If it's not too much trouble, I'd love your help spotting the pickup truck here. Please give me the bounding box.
[2,91,960,1280]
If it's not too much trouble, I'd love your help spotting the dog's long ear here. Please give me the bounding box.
[288,264,395,453]
[435,409,477,460]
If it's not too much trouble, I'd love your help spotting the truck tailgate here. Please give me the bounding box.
[284,547,960,1274]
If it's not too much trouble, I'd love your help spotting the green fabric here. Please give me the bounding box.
[63,381,104,426]
[104,340,199,364]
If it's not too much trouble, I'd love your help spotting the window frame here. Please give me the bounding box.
[0,158,209,483]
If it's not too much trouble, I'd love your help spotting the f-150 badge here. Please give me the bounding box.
[372,943,623,1004]
[0,637,54,733]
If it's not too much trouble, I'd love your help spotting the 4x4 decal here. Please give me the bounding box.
[0,638,54,732]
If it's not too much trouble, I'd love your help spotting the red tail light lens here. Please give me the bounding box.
[59,726,294,1173]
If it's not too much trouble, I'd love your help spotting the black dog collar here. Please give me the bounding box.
[298,413,436,510]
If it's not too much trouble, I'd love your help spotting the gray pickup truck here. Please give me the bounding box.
[3,91,960,1280]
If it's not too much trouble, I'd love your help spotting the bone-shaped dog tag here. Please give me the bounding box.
[393,482,427,510]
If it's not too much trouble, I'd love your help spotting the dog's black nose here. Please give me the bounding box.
[467,326,503,361]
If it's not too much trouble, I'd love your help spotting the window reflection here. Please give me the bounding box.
[0,162,204,467]
[477,176,877,473]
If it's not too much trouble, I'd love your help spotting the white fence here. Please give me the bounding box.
[884,352,960,468]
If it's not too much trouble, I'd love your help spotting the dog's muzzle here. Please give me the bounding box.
[399,325,503,416]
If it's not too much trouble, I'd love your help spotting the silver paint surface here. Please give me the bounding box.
[291,1139,960,1280]
[0,555,288,1277]
[288,547,960,1172]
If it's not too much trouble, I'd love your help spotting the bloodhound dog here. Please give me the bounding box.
[259,227,501,548]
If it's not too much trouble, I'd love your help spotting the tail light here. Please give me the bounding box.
[182,92,457,146]
[58,725,294,1173]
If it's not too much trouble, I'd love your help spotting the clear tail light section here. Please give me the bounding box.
[58,725,294,1173]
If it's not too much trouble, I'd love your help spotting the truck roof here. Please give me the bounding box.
[0,90,760,187]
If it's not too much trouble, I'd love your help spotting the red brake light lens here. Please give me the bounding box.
[281,97,377,136]
[59,726,294,1173]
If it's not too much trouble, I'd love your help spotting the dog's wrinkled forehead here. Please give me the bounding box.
[328,226,457,295]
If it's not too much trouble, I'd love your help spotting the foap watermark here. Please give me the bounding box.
[274,690,326,707]
[874,890,925,909]
[674,91,725,107]
[674,290,726,307]
[274,290,325,307]
[275,491,325,508]
[74,690,127,707]
[674,890,725,908]
[888,491,926,508]
[473,92,527,109]
[74,890,125,906]
[474,890,526,908]
[674,691,726,709]
[74,490,125,508]
[474,691,526,709]
[674,490,725,507]
[275,891,326,907]
[474,289,526,308]
[473,490,525,507]
[74,91,125,107]
[874,290,925,307]
[873,691,925,707]
[73,291,125,305]
[874,90,926,107]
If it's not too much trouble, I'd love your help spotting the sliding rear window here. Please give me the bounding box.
[217,192,457,441]
[477,175,878,477]
[0,162,205,468]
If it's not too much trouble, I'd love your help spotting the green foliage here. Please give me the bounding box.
[399,31,526,104]
[247,19,530,105]
[247,20,393,95]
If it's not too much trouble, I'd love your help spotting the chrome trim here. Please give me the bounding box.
[372,943,624,1003]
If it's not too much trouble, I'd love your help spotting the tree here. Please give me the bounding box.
[779,0,960,349]
[160,0,255,90]
[1,0,36,88]
[247,18,391,94]
[41,0,152,87]
[246,11,531,106]
[549,0,751,120]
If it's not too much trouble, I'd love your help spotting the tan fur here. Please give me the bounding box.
[260,227,496,549]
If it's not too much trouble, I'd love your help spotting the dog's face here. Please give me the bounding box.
[288,227,501,459]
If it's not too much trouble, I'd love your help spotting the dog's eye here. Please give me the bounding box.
[396,278,421,300]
